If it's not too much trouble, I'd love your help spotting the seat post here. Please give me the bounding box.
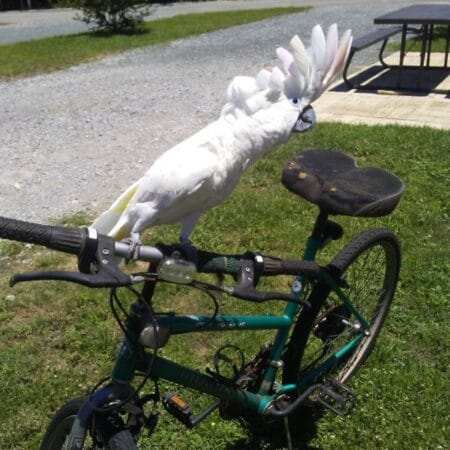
[311,209,329,241]
[303,210,329,261]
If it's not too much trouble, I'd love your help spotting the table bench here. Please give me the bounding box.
[343,27,402,89]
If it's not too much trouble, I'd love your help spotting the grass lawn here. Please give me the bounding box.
[0,7,309,80]
[389,26,449,53]
[0,122,449,449]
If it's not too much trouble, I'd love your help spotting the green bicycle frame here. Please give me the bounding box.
[111,219,367,415]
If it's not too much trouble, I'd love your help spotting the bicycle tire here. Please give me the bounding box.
[283,228,401,386]
[40,397,137,450]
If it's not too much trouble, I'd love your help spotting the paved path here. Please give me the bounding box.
[0,0,446,223]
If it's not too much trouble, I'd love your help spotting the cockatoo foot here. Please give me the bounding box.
[130,232,142,245]
[122,232,142,262]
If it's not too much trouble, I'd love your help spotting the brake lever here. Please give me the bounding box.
[232,258,310,307]
[10,270,131,288]
[10,234,131,288]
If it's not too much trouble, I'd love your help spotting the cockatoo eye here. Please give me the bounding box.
[292,98,298,104]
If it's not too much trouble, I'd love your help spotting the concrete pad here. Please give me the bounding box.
[384,51,449,69]
[315,53,450,130]
[316,90,450,129]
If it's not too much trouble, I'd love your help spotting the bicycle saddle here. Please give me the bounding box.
[281,149,404,217]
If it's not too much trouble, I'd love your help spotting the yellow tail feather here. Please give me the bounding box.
[92,182,139,236]
[110,221,132,241]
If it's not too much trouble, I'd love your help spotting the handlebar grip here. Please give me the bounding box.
[0,216,85,256]
[197,253,241,275]
[263,257,320,278]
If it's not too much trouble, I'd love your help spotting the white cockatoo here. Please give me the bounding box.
[93,24,352,246]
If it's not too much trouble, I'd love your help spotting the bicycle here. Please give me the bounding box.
[0,149,404,449]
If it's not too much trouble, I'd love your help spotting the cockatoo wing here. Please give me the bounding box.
[94,142,219,240]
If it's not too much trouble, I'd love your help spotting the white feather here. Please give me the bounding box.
[276,25,353,105]
[226,76,260,110]
[311,24,327,70]
[325,23,339,71]
[93,98,299,241]
[286,62,305,99]
[269,66,286,92]
[276,47,295,74]
[289,35,312,85]
[93,24,352,243]
[323,29,352,87]
[256,68,272,90]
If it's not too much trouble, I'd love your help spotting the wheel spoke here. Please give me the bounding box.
[283,231,400,387]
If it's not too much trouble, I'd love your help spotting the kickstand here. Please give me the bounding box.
[284,417,293,450]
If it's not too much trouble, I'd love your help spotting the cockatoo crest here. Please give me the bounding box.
[276,24,353,107]
[222,24,352,119]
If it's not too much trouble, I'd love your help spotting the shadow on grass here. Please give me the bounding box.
[226,404,324,450]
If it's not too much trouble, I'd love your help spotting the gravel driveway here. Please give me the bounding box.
[0,0,434,223]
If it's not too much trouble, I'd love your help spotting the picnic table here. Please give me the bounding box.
[374,3,450,70]
[344,4,450,92]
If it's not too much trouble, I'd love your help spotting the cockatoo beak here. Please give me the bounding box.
[293,105,316,133]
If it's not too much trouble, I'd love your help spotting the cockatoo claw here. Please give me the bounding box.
[122,232,142,262]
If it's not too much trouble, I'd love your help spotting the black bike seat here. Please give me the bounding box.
[281,149,404,217]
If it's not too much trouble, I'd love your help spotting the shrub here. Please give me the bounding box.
[72,0,156,33]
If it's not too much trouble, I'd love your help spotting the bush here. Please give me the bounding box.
[72,0,156,33]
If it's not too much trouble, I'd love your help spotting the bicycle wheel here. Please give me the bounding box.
[283,228,400,386]
[40,397,137,450]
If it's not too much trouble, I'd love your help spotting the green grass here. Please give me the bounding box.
[0,7,309,80]
[1,122,449,449]
[389,26,449,53]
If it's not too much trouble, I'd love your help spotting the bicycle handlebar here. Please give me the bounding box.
[0,216,85,255]
[0,216,322,303]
